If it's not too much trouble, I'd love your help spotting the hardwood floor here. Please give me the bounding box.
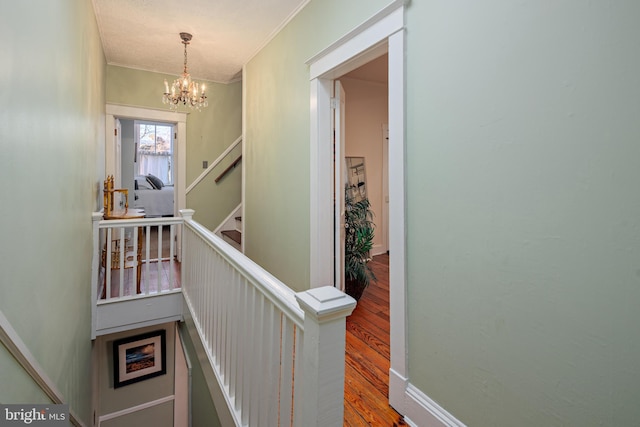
[344,253,406,426]
[100,226,180,298]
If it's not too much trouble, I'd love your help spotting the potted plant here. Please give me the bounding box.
[344,187,376,300]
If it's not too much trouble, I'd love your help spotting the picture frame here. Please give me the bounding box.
[113,330,166,388]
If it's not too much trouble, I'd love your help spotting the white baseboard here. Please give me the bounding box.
[371,244,388,256]
[402,383,466,427]
[389,368,408,414]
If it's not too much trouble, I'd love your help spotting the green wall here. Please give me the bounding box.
[244,0,390,291]
[0,0,106,423]
[245,0,640,425]
[405,2,640,425]
[97,324,176,427]
[106,66,242,229]
[178,323,222,427]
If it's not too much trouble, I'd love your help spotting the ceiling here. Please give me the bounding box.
[91,0,309,83]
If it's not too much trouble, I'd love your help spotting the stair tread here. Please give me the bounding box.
[221,229,241,244]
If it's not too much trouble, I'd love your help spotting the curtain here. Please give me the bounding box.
[138,153,172,185]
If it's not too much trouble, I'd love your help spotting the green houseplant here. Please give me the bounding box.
[344,187,376,300]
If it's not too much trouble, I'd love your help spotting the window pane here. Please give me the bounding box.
[137,123,173,185]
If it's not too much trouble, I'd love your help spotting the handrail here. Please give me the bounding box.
[0,309,85,427]
[91,209,355,425]
[214,155,242,183]
[93,214,183,308]
[180,209,356,426]
[97,216,184,229]
[186,135,242,194]
[184,214,304,327]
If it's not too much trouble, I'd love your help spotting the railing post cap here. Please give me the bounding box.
[179,209,195,219]
[296,286,356,322]
[92,212,104,221]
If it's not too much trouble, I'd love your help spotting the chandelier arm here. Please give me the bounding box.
[162,32,208,111]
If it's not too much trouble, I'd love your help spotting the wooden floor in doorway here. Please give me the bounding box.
[344,253,406,426]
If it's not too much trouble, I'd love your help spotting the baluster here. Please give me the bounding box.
[279,316,295,427]
[105,228,112,299]
[144,224,151,295]
[156,224,162,293]
[132,226,139,295]
[230,270,242,410]
[169,224,175,290]
[118,227,125,297]
[248,291,263,424]
[91,213,102,339]
[262,301,278,425]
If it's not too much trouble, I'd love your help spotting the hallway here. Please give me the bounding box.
[344,253,405,425]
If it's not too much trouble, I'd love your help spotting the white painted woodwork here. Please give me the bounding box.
[295,287,356,426]
[91,214,184,338]
[92,209,355,425]
[403,383,467,427]
[381,124,390,254]
[98,395,176,424]
[105,104,187,259]
[95,292,183,337]
[180,210,355,426]
[334,80,346,292]
[306,0,408,415]
[387,27,408,414]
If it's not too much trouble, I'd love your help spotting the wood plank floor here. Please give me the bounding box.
[344,253,406,426]
[100,226,181,298]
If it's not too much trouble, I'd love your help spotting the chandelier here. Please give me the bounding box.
[163,32,208,111]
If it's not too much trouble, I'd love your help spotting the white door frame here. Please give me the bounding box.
[105,104,187,214]
[334,80,346,292]
[105,104,187,257]
[307,0,407,414]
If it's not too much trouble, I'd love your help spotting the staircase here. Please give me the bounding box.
[221,215,241,250]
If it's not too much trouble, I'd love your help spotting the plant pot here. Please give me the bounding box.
[345,278,367,301]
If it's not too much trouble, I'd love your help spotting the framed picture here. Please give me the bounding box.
[113,330,166,388]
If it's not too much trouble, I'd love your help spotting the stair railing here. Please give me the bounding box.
[186,136,242,194]
[180,209,356,426]
[91,208,356,425]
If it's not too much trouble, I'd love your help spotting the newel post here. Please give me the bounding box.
[179,208,195,222]
[178,209,194,287]
[90,212,103,340]
[295,286,356,426]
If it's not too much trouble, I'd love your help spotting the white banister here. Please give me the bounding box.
[295,287,356,426]
[179,209,355,426]
[92,209,355,424]
[91,214,184,337]
[91,212,102,339]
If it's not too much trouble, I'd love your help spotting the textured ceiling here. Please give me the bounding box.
[92,0,308,83]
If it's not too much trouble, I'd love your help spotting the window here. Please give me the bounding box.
[136,121,174,185]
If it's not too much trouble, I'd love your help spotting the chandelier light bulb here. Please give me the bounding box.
[162,32,208,111]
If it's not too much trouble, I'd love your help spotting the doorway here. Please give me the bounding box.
[307,2,407,415]
[105,104,187,256]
